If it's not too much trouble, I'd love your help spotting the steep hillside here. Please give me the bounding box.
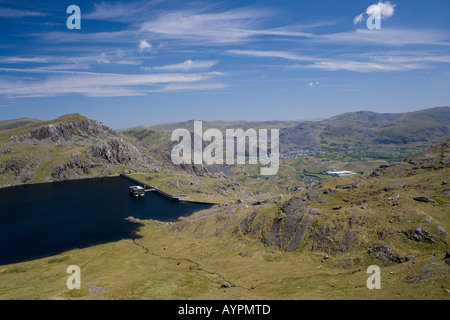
[311,107,449,147]
[170,140,449,286]
[0,114,176,187]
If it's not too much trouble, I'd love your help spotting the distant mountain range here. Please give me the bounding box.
[122,107,450,151]
[0,107,449,188]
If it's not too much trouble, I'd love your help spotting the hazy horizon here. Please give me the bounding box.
[1,105,448,131]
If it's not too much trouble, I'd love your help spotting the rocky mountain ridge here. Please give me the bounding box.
[0,116,206,187]
[124,107,449,151]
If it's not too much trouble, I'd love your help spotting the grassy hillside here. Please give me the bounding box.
[1,141,448,300]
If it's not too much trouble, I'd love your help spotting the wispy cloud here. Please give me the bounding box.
[353,13,364,25]
[84,1,160,23]
[139,7,271,44]
[152,82,227,92]
[316,28,450,46]
[0,51,145,71]
[0,6,46,18]
[228,50,312,61]
[0,56,49,63]
[0,68,224,97]
[97,53,110,64]
[144,59,219,71]
[233,48,450,73]
[305,60,416,72]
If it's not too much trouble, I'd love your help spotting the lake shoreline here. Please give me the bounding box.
[0,176,213,266]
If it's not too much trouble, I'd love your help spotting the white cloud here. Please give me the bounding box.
[367,1,396,19]
[0,7,46,18]
[230,47,450,73]
[0,56,49,63]
[353,13,364,25]
[144,59,219,71]
[354,1,396,24]
[228,49,312,61]
[116,60,143,65]
[306,60,410,72]
[152,82,227,92]
[140,7,271,44]
[317,28,449,46]
[97,53,110,64]
[84,1,159,23]
[0,51,145,71]
[138,40,152,53]
[0,68,223,97]
[33,64,91,71]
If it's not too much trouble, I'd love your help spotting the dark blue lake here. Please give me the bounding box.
[0,176,212,265]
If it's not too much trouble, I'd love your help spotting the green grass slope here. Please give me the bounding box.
[1,141,448,300]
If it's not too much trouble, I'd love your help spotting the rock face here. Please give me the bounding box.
[10,120,151,171]
[2,119,163,186]
[403,228,435,244]
[10,120,116,145]
[370,139,450,178]
[10,120,153,170]
[235,195,317,252]
[1,155,40,183]
[90,138,148,167]
[367,245,403,264]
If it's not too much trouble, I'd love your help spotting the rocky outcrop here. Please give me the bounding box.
[367,245,403,264]
[2,119,168,187]
[9,119,159,170]
[10,120,116,146]
[0,146,13,154]
[234,195,319,252]
[0,153,48,184]
[403,228,435,244]
[51,159,99,181]
[90,138,149,168]
[370,139,450,177]
[413,197,436,203]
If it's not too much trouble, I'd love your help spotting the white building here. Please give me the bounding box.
[325,169,357,177]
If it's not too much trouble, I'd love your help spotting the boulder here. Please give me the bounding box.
[403,228,435,244]
[367,245,403,264]
[437,227,448,235]
[336,182,358,190]
[445,250,450,260]
[413,197,436,203]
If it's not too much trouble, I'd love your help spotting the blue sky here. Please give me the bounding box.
[0,0,449,129]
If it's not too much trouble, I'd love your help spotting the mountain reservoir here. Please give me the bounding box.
[0,176,212,265]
